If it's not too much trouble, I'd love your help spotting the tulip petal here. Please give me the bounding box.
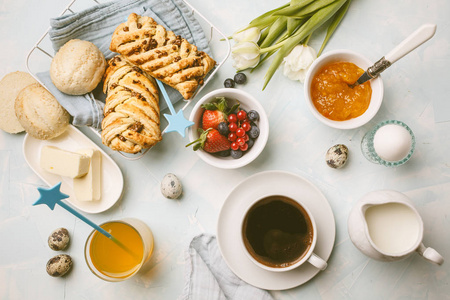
[232,27,261,43]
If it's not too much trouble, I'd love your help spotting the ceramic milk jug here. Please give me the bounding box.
[348,190,444,264]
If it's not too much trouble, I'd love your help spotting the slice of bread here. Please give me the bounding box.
[0,71,38,133]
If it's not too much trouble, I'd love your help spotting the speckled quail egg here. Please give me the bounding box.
[48,228,70,251]
[325,144,348,169]
[161,173,183,199]
[46,254,73,277]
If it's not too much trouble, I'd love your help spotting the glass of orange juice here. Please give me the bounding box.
[84,218,154,281]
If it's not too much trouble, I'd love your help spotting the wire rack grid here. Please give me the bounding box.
[25,0,230,160]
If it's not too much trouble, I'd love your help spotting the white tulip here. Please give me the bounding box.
[231,41,261,71]
[232,27,261,44]
[282,45,317,83]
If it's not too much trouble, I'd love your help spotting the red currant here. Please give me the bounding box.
[228,122,238,132]
[228,114,237,123]
[231,142,239,151]
[237,110,247,121]
[236,128,245,137]
[240,143,249,151]
[241,122,251,132]
[236,138,245,146]
[243,134,249,142]
[228,132,237,142]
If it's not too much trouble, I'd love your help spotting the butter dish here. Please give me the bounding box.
[23,125,123,214]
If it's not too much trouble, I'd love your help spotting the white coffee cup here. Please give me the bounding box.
[240,195,327,272]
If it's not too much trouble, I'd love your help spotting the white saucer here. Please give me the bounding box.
[23,125,124,214]
[216,170,336,291]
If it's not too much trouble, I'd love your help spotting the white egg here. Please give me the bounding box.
[373,124,412,162]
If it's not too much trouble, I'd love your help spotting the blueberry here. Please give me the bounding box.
[234,73,247,84]
[247,138,255,149]
[217,149,231,157]
[230,149,243,159]
[218,122,229,136]
[247,110,259,122]
[248,126,260,139]
[224,78,235,88]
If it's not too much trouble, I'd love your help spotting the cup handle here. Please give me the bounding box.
[416,243,444,265]
[307,252,328,270]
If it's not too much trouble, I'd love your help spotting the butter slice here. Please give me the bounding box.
[73,148,102,201]
[40,146,90,178]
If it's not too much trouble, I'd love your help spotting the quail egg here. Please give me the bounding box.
[161,173,183,199]
[325,144,348,169]
[48,228,70,251]
[46,254,73,277]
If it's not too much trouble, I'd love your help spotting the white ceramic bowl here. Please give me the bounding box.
[304,49,384,129]
[188,88,269,169]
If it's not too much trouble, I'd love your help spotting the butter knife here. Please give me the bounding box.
[350,24,437,88]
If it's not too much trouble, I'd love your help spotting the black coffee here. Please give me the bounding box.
[242,196,313,268]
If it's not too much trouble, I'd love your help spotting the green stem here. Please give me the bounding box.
[272,0,316,17]
[259,17,288,48]
[304,33,312,45]
[318,0,351,55]
[234,2,290,35]
[263,0,347,90]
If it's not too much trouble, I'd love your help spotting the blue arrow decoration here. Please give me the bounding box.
[156,80,194,138]
[33,182,138,258]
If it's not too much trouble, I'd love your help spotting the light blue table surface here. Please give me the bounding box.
[1,0,449,299]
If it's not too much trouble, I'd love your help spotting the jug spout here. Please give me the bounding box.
[347,194,390,261]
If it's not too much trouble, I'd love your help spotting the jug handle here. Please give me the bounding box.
[416,243,444,265]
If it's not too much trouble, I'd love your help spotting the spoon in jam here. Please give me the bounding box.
[350,24,437,88]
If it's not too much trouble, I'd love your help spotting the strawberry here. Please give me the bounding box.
[186,128,231,153]
[202,109,226,130]
[201,97,240,130]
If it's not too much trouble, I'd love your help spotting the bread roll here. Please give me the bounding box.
[0,71,38,133]
[15,83,70,140]
[50,39,106,95]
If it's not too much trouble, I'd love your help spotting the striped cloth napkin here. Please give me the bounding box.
[36,0,211,129]
[180,234,274,300]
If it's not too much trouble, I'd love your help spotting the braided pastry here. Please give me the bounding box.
[101,55,162,153]
[110,13,216,100]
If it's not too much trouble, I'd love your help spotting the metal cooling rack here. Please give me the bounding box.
[26,0,230,160]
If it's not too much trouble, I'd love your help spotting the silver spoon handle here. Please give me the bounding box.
[366,24,437,79]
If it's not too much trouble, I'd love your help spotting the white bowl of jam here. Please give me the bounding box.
[304,49,384,129]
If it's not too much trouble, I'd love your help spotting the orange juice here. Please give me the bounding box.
[89,221,145,279]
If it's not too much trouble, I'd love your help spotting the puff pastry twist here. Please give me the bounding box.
[110,13,216,100]
[102,56,162,153]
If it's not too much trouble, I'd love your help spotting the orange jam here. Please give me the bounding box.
[310,61,372,121]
